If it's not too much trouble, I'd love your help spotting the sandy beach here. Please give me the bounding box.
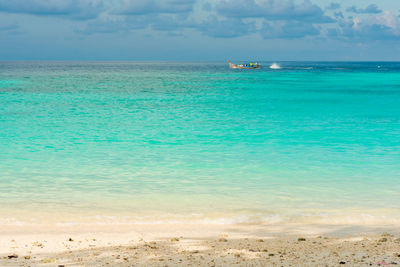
[1,223,400,266]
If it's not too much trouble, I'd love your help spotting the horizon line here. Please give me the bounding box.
[1,60,400,63]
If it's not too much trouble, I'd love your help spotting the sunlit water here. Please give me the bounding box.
[1,61,399,225]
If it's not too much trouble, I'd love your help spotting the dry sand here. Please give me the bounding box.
[1,223,400,266]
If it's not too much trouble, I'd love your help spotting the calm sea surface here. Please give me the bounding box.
[0,61,399,225]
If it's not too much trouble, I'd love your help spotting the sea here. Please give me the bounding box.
[0,61,399,226]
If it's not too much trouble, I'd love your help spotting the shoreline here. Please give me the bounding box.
[1,223,400,266]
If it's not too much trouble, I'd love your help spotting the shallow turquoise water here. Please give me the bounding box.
[1,62,399,225]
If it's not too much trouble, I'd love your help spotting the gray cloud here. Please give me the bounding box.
[344,24,397,40]
[77,13,195,35]
[78,12,256,39]
[75,13,179,35]
[326,3,340,10]
[3,0,395,42]
[216,0,334,23]
[196,16,256,38]
[150,15,194,32]
[334,12,344,19]
[76,18,136,35]
[262,21,320,39]
[116,0,196,15]
[0,24,19,31]
[0,23,23,35]
[0,0,197,22]
[346,4,382,14]
[330,13,400,41]
[0,0,104,20]
[75,0,332,39]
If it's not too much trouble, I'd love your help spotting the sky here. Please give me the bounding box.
[0,0,399,61]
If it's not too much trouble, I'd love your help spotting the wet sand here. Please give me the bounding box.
[1,224,400,266]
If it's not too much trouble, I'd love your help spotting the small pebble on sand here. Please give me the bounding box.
[42,258,56,263]
[32,242,43,247]
[7,254,18,259]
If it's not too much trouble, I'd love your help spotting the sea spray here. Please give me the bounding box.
[269,63,281,69]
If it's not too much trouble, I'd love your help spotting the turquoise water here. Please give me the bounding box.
[1,62,399,225]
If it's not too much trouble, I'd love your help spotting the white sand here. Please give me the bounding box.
[1,223,400,266]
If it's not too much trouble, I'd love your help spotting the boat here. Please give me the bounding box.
[228,60,260,69]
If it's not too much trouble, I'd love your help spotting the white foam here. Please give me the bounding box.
[269,63,281,69]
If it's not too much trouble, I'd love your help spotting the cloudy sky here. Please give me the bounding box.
[0,0,399,61]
